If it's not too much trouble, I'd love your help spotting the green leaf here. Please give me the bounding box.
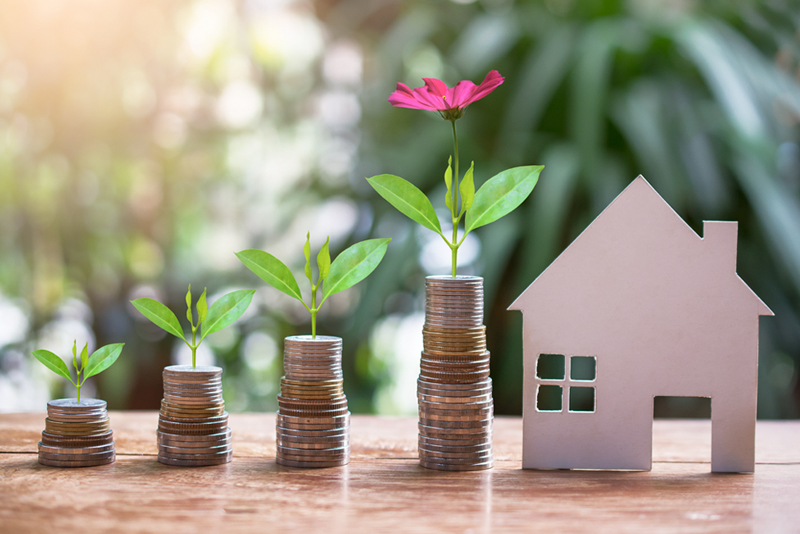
[322,238,391,300]
[200,289,256,340]
[185,284,193,324]
[80,343,89,371]
[459,161,475,216]
[236,249,303,301]
[84,343,124,380]
[303,232,312,283]
[32,350,73,383]
[444,157,453,212]
[366,174,442,234]
[465,165,544,233]
[317,236,331,280]
[197,288,208,323]
[131,298,185,340]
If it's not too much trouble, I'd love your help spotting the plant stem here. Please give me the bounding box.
[311,283,318,339]
[191,325,198,369]
[451,120,460,278]
[76,383,81,403]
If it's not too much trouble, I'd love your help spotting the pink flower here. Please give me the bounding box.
[388,70,504,120]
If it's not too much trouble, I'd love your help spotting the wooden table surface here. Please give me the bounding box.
[0,413,798,533]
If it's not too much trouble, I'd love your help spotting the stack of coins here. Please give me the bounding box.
[418,275,494,471]
[157,365,232,466]
[276,335,350,468]
[38,398,115,467]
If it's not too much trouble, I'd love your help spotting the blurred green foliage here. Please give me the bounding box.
[0,0,797,418]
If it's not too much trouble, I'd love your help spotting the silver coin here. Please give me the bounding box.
[158,454,231,466]
[418,410,494,422]
[276,426,349,437]
[418,432,492,447]
[158,443,232,455]
[276,439,349,450]
[418,399,494,412]
[419,450,494,462]
[38,450,116,461]
[418,441,493,453]
[419,453,494,465]
[419,459,492,471]
[275,456,349,468]
[418,418,493,429]
[38,454,116,468]
[163,364,222,375]
[158,449,233,460]
[276,444,349,456]
[276,452,350,463]
[47,398,107,410]
[38,441,115,455]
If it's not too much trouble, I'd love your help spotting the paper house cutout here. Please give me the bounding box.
[508,175,773,473]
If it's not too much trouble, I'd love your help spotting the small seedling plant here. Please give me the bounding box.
[236,234,391,338]
[367,70,543,277]
[32,341,125,402]
[131,285,255,368]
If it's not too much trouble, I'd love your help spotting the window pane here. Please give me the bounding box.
[536,385,563,411]
[569,386,595,412]
[536,354,565,380]
[570,356,596,381]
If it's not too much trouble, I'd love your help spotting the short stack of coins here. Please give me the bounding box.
[157,365,232,466]
[418,275,493,471]
[38,398,115,467]
[276,335,350,468]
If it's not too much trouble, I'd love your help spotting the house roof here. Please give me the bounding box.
[508,175,773,316]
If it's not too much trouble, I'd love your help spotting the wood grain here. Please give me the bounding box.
[1,413,798,533]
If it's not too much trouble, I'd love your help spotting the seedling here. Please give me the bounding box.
[236,233,391,338]
[131,285,255,368]
[368,70,543,277]
[32,341,124,403]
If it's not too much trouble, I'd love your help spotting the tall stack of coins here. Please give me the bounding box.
[418,275,493,471]
[38,398,115,467]
[276,335,350,468]
[157,365,232,466]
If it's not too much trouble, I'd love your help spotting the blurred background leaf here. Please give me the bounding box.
[0,0,797,419]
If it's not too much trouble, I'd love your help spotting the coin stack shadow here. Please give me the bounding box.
[418,275,493,471]
[276,335,350,468]
[38,398,115,467]
[157,365,232,466]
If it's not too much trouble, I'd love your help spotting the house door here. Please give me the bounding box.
[652,396,711,464]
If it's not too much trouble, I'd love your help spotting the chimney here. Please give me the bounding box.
[703,221,738,271]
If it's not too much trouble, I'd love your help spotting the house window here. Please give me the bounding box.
[536,354,565,380]
[569,386,595,412]
[536,385,563,411]
[535,353,596,413]
[570,356,596,381]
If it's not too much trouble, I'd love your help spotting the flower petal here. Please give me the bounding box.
[449,80,477,110]
[414,86,448,111]
[388,82,438,110]
[463,70,504,105]
[422,77,448,98]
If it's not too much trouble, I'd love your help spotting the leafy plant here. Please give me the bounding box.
[32,341,124,403]
[131,285,255,368]
[367,71,543,277]
[237,233,391,338]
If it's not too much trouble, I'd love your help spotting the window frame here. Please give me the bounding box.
[533,353,597,413]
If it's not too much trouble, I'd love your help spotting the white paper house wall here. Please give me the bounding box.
[508,176,773,473]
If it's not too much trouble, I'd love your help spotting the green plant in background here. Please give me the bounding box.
[236,234,391,338]
[367,71,543,277]
[32,341,124,402]
[1,0,798,417]
[131,285,255,368]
